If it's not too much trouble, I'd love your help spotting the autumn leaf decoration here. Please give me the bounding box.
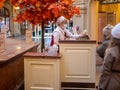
[10,0,80,25]
[0,0,5,9]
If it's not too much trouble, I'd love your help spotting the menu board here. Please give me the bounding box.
[26,30,32,43]
[0,33,5,52]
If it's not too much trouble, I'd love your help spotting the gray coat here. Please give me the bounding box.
[97,37,110,58]
[98,46,120,90]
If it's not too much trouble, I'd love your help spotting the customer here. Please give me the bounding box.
[97,24,113,58]
[98,23,120,90]
[50,16,86,46]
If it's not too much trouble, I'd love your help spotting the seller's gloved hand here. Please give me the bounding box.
[80,30,87,37]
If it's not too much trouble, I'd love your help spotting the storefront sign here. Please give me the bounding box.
[0,33,5,52]
[99,0,120,4]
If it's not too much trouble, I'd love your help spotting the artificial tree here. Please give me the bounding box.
[10,0,80,52]
[0,0,5,9]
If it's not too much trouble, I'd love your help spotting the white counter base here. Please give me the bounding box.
[59,40,96,89]
[24,53,61,90]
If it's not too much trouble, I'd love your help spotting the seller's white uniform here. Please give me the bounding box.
[52,26,82,45]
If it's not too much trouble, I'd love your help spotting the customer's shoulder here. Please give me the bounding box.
[108,46,119,57]
[109,46,118,51]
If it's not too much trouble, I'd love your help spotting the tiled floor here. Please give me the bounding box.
[96,54,103,86]
[96,65,102,86]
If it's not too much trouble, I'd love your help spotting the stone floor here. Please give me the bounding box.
[96,54,103,86]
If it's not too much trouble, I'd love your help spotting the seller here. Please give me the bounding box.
[50,16,86,46]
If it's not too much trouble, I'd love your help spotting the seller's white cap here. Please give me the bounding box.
[111,23,120,39]
[56,16,66,24]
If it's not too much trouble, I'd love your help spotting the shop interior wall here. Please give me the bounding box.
[98,3,120,43]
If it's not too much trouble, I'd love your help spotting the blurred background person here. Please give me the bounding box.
[97,24,113,59]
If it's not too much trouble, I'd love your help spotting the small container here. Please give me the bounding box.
[47,44,58,56]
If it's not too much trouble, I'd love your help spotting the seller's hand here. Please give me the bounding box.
[80,32,87,37]
[80,30,88,37]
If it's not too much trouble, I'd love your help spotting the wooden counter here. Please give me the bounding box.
[24,52,61,90]
[59,40,96,89]
[0,38,39,90]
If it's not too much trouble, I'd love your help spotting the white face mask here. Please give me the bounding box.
[63,24,67,29]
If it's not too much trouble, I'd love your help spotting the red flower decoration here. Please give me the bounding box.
[0,0,5,9]
[10,0,80,25]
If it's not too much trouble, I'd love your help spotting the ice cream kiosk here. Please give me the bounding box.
[24,39,96,90]
[59,40,96,89]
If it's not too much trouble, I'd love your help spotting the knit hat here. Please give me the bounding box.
[56,16,66,24]
[111,23,120,39]
[103,24,113,36]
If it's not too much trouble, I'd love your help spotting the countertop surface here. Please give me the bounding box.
[24,52,61,59]
[0,38,39,62]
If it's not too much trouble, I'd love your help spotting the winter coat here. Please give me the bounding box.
[98,46,120,90]
[97,37,110,58]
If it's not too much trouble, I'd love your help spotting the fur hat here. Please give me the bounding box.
[111,23,120,39]
[56,16,66,24]
[103,24,113,36]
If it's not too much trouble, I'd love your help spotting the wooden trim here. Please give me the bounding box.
[98,11,106,13]
[98,41,102,44]
[61,82,95,88]
[24,52,61,59]
[59,40,96,44]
